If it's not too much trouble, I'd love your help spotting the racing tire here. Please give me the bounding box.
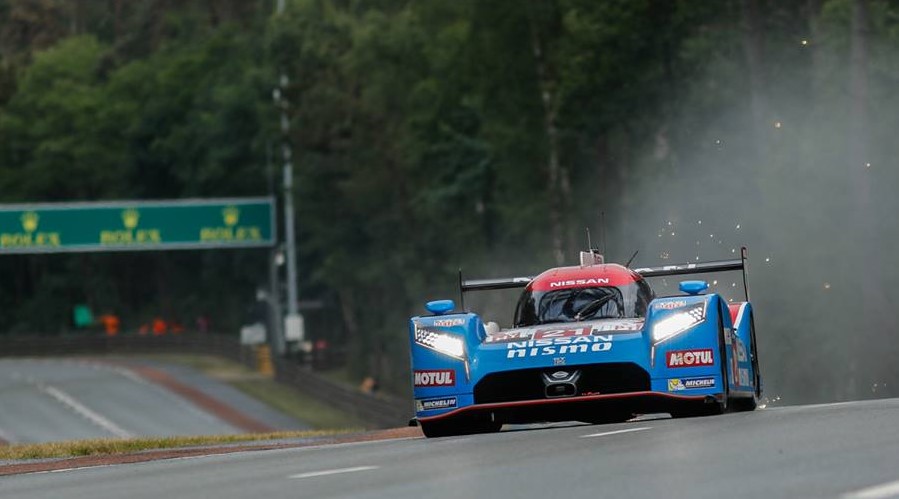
[419,418,502,438]
[583,411,633,425]
[714,308,731,414]
[670,308,730,418]
[731,314,759,412]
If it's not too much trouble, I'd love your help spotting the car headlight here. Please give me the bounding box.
[414,326,465,360]
[651,302,706,344]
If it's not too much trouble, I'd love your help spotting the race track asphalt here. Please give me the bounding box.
[0,358,306,444]
[4,398,899,499]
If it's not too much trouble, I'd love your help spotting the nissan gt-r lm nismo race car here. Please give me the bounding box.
[408,249,761,438]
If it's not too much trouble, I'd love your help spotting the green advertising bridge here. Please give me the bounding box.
[0,197,275,253]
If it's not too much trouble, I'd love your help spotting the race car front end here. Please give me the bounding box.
[409,295,733,436]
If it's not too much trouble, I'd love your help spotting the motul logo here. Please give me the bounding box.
[666,349,714,368]
[414,370,455,387]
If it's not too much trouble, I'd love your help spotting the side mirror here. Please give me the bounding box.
[679,280,709,295]
[425,300,455,315]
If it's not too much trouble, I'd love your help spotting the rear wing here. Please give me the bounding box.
[457,247,750,306]
[460,276,536,291]
[632,247,750,301]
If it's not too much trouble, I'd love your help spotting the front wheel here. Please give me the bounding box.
[420,418,501,438]
[582,411,633,425]
[731,314,760,412]
[673,311,730,418]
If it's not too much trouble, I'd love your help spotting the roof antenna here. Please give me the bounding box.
[586,227,593,251]
[625,250,639,268]
[600,211,607,257]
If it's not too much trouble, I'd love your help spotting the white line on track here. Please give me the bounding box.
[289,466,379,479]
[580,427,652,438]
[843,479,899,499]
[39,384,133,438]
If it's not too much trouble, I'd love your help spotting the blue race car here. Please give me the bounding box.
[409,249,761,437]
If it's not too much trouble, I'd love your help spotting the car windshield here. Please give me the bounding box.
[514,281,654,327]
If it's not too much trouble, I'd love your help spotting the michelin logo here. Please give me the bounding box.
[416,397,457,412]
[668,377,716,391]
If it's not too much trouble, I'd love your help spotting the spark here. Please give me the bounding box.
[712,280,718,285]
[765,257,770,263]
[709,233,714,238]
[714,139,721,145]
[735,224,741,230]
[824,282,831,290]
[671,232,675,236]
[695,256,700,261]
[731,248,736,253]
[731,283,736,287]
[696,240,701,246]
[667,221,672,226]
[774,121,782,128]
[801,39,808,46]
[698,220,702,225]
[865,162,871,168]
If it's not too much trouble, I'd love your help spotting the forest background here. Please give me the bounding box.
[1,0,898,404]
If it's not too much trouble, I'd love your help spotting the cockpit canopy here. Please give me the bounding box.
[513,264,654,327]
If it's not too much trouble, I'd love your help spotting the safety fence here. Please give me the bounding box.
[0,334,411,428]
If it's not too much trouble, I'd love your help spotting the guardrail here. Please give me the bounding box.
[0,334,411,428]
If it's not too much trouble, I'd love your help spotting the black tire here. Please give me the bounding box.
[582,411,633,425]
[731,314,760,412]
[671,308,729,418]
[670,403,722,418]
[420,418,501,438]
[716,308,731,414]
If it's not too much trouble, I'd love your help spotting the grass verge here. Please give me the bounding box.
[0,430,347,461]
[229,379,364,429]
[131,354,367,430]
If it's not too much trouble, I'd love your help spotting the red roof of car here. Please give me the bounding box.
[529,263,642,292]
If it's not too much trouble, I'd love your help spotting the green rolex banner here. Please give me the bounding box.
[0,197,275,253]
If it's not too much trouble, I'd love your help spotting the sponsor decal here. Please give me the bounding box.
[484,330,533,344]
[433,318,465,327]
[534,327,591,339]
[668,377,716,391]
[738,368,750,386]
[731,338,739,381]
[666,349,714,368]
[553,357,566,366]
[685,378,715,388]
[506,335,613,359]
[655,300,687,310]
[591,319,645,333]
[551,370,570,380]
[736,341,748,362]
[413,369,455,387]
[549,278,610,288]
[416,397,457,412]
